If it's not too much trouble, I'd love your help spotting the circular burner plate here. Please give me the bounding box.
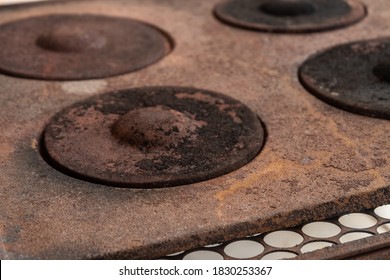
[0,14,171,80]
[214,0,366,33]
[43,87,265,188]
[299,38,390,119]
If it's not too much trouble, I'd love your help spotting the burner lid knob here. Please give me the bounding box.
[111,106,204,149]
[36,25,107,53]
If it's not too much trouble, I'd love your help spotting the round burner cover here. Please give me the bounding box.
[42,87,265,188]
[214,0,366,33]
[299,38,390,119]
[0,14,171,80]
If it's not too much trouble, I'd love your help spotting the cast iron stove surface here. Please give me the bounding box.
[0,0,389,259]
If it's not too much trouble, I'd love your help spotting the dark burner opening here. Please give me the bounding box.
[260,0,316,17]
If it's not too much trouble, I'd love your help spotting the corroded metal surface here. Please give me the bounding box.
[214,0,366,33]
[43,87,264,188]
[0,0,389,260]
[0,14,171,80]
[299,38,390,119]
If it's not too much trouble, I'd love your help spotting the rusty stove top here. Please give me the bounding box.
[0,0,389,259]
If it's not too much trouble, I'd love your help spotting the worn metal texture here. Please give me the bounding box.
[43,87,264,188]
[0,0,389,259]
[0,14,171,80]
[299,38,390,119]
[214,0,366,33]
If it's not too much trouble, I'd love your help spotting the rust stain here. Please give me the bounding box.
[31,139,38,150]
[297,83,358,150]
[216,159,297,203]
[0,143,15,161]
[215,145,388,216]
[367,169,388,189]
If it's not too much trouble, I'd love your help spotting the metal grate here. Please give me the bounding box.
[163,204,390,260]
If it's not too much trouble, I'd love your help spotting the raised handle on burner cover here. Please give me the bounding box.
[111,106,203,149]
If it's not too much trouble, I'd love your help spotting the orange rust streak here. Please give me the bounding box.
[216,160,295,203]
[0,143,15,162]
[297,83,388,184]
[31,138,38,150]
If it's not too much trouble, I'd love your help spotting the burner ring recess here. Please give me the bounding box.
[214,0,366,33]
[0,14,171,80]
[299,38,390,120]
[42,87,265,188]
